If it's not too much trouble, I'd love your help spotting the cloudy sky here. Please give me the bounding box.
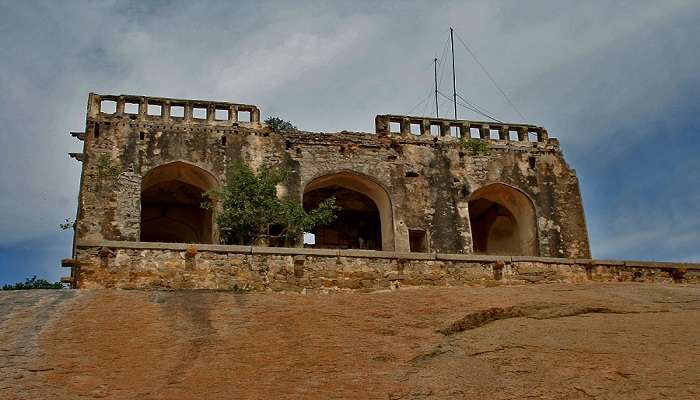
[1,0,699,284]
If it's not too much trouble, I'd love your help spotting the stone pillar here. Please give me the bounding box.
[251,107,261,127]
[537,128,549,142]
[162,101,171,120]
[116,97,125,115]
[479,125,490,140]
[499,126,509,141]
[459,122,470,139]
[207,104,215,122]
[184,102,193,121]
[517,127,528,142]
[440,121,450,137]
[421,120,431,137]
[138,98,147,120]
[231,105,238,123]
[88,93,100,118]
[375,115,389,136]
[400,118,411,137]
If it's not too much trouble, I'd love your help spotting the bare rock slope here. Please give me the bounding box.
[1,283,699,399]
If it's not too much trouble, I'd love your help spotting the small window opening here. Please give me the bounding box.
[528,156,536,169]
[405,171,419,178]
[147,104,161,116]
[509,130,519,141]
[389,122,401,134]
[410,123,422,135]
[489,129,500,140]
[296,148,302,157]
[430,124,441,137]
[193,107,207,119]
[94,123,100,139]
[238,110,251,122]
[215,108,229,121]
[470,127,480,138]
[170,105,185,118]
[139,131,145,141]
[221,135,227,146]
[450,126,460,138]
[285,140,292,150]
[528,132,539,142]
[124,102,139,114]
[409,229,429,252]
[100,100,116,114]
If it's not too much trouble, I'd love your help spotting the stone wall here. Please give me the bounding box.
[69,93,591,259]
[70,241,700,290]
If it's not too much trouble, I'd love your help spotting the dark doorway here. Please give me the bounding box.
[303,185,381,250]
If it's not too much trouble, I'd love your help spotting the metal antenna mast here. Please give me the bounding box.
[434,58,439,118]
[450,27,457,120]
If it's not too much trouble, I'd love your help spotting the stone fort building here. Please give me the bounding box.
[62,93,633,290]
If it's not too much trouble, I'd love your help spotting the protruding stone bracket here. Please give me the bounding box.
[69,152,84,162]
[70,131,85,141]
[494,260,505,280]
[61,258,78,268]
[293,255,305,278]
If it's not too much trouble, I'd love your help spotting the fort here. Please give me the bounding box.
[62,93,698,289]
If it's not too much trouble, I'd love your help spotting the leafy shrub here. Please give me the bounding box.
[202,161,336,246]
[459,138,490,156]
[265,117,297,133]
[2,276,63,290]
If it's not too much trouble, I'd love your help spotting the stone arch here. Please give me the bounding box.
[468,183,538,256]
[140,161,219,244]
[303,171,395,251]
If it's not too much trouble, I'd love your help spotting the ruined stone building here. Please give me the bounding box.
[69,93,590,258]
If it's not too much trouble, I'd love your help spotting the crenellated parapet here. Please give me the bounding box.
[87,93,261,127]
[375,114,549,144]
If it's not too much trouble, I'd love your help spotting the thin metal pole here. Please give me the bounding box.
[434,58,439,118]
[450,27,457,120]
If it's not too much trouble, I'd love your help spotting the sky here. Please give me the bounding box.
[1,0,699,284]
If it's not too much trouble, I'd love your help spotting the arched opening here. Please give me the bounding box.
[468,183,538,256]
[140,161,218,244]
[303,172,395,251]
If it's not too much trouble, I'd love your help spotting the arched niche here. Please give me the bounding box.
[468,183,538,256]
[303,171,395,251]
[140,161,219,244]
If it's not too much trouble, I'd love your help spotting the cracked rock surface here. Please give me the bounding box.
[1,283,699,399]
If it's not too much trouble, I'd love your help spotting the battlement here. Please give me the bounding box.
[375,114,549,143]
[87,93,261,127]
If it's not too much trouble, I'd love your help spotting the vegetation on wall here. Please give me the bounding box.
[459,138,490,156]
[95,154,122,182]
[264,116,297,133]
[2,276,63,290]
[202,161,336,246]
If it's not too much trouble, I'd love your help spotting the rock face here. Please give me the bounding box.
[70,93,590,259]
[2,284,699,399]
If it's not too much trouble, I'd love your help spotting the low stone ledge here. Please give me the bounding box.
[511,256,576,265]
[251,246,339,257]
[591,259,625,266]
[338,249,401,259]
[624,260,699,270]
[393,252,436,261]
[436,253,511,262]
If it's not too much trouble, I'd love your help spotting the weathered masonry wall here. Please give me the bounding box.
[71,241,700,290]
[69,93,590,264]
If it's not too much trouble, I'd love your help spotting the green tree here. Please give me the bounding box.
[203,161,336,246]
[2,276,63,290]
[264,116,297,133]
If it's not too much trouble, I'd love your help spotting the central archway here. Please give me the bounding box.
[468,183,538,256]
[303,172,395,251]
[140,161,219,244]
